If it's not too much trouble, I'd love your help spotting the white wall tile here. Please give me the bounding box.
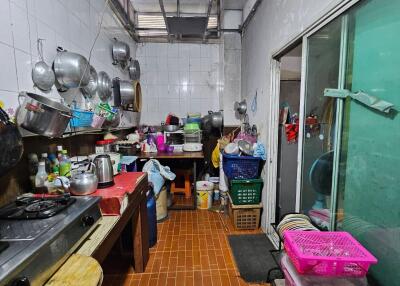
[0,43,18,92]
[15,49,33,92]
[0,1,13,47]
[10,1,30,53]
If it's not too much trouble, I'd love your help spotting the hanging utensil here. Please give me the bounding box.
[128,59,140,80]
[53,48,91,90]
[234,99,247,115]
[112,38,130,68]
[31,39,55,92]
[97,71,112,102]
[80,65,98,99]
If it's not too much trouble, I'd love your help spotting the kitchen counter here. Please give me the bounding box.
[75,172,149,273]
[138,151,204,159]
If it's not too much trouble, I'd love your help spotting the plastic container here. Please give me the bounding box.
[222,153,262,180]
[91,113,106,128]
[59,150,71,177]
[196,180,214,209]
[284,231,378,277]
[230,179,263,205]
[281,253,368,286]
[70,109,94,128]
[228,197,262,230]
[147,190,157,248]
[95,140,114,153]
[35,162,48,188]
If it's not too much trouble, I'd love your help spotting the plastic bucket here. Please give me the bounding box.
[197,190,213,209]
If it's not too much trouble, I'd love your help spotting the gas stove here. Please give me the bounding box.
[0,196,101,286]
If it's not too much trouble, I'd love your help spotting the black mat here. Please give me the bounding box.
[228,234,280,283]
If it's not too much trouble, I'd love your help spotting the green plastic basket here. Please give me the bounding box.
[229,179,263,205]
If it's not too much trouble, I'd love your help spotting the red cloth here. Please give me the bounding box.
[90,172,146,216]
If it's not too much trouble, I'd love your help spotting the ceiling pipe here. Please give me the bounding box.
[159,0,171,41]
[240,0,263,33]
[203,0,213,42]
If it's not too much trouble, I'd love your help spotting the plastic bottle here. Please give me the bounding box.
[41,153,51,173]
[57,145,63,161]
[59,150,71,177]
[35,162,48,189]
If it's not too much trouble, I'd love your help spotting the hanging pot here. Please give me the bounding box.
[112,38,130,68]
[80,65,98,99]
[53,49,91,90]
[0,107,23,176]
[128,59,140,80]
[97,71,112,102]
[16,91,72,138]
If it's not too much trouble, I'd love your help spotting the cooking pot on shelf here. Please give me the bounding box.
[0,107,23,177]
[53,49,91,90]
[16,92,72,138]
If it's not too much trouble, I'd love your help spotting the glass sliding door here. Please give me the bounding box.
[299,18,342,229]
[335,0,400,284]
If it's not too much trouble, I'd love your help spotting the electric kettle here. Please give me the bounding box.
[93,154,114,188]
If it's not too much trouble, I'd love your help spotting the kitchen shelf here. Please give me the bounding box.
[20,126,135,139]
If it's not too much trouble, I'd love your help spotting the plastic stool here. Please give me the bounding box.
[171,170,192,198]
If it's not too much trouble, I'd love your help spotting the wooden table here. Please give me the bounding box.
[76,173,149,273]
[138,152,204,210]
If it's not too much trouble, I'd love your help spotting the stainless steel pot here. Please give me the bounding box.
[0,107,23,177]
[128,59,140,80]
[53,50,91,89]
[69,172,98,195]
[16,92,72,138]
[97,71,112,102]
[112,39,130,67]
[209,110,223,129]
[80,65,98,99]
[119,80,134,105]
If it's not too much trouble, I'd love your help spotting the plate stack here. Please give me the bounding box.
[277,213,319,239]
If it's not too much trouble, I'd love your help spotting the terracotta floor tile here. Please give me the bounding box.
[103,209,268,286]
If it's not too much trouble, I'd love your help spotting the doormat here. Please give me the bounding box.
[228,234,282,283]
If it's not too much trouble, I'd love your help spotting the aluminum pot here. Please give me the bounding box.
[128,59,140,80]
[53,50,91,89]
[17,92,72,138]
[97,71,112,102]
[0,107,23,177]
[119,80,134,105]
[69,172,98,195]
[112,39,130,66]
[80,65,98,99]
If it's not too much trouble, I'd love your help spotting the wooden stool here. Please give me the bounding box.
[171,170,192,198]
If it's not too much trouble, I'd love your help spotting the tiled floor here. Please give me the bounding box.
[102,209,270,286]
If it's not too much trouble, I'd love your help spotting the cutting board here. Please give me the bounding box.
[45,254,103,286]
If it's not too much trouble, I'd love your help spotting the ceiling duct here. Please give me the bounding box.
[166,16,208,36]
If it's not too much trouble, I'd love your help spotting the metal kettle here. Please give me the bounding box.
[93,154,114,188]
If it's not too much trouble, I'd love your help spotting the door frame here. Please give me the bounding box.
[267,0,362,244]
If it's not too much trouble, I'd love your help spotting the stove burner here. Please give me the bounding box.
[0,196,76,220]
[24,201,58,213]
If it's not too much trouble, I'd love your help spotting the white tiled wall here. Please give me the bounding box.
[136,43,223,125]
[0,0,136,127]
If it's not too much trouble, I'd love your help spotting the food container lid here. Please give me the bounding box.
[96,139,115,145]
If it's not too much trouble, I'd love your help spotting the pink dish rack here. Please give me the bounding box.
[284,231,378,277]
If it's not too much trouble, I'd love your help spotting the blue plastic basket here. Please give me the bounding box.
[70,109,94,128]
[222,153,262,180]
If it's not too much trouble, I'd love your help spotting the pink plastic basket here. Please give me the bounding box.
[284,231,377,277]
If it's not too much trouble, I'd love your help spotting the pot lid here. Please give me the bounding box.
[21,92,71,114]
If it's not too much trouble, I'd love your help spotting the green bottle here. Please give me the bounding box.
[59,150,71,177]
